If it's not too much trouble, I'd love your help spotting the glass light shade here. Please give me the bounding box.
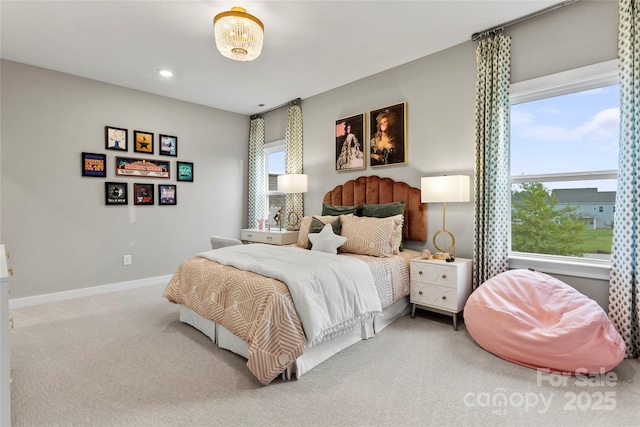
[213,7,264,62]
[421,175,470,203]
[277,174,308,194]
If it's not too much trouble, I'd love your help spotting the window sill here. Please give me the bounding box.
[509,253,611,281]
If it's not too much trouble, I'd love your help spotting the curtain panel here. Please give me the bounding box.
[609,0,640,359]
[285,103,304,227]
[473,34,512,290]
[247,117,266,229]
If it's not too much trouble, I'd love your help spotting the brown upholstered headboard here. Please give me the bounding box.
[323,176,426,242]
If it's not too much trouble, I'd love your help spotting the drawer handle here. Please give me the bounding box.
[418,291,423,295]
[8,268,13,276]
[418,271,423,275]
[246,234,253,238]
[266,236,273,240]
[441,274,447,279]
[442,295,447,300]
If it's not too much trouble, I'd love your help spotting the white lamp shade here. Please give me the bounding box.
[277,174,308,193]
[421,175,470,203]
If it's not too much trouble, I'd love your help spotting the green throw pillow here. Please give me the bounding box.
[321,203,359,216]
[307,217,342,249]
[362,201,406,250]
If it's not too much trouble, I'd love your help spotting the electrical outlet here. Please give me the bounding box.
[123,255,132,266]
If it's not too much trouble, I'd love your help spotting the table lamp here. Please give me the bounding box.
[277,174,308,230]
[421,175,470,260]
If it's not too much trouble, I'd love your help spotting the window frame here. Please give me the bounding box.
[508,59,619,280]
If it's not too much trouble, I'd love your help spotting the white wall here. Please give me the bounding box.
[1,60,249,299]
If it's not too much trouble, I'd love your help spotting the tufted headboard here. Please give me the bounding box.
[323,175,426,242]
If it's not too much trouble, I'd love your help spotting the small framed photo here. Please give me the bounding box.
[134,130,154,155]
[159,134,178,157]
[134,183,154,205]
[177,161,194,182]
[105,126,128,151]
[369,102,407,168]
[82,152,107,177]
[159,184,177,205]
[335,113,366,171]
[105,182,128,205]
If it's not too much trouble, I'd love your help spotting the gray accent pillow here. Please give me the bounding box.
[321,203,359,216]
[307,217,341,249]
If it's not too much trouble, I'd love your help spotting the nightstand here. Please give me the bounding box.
[410,257,472,330]
[240,229,299,245]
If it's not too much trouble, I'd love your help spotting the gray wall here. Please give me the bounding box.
[300,0,617,306]
[1,0,618,305]
[1,60,249,298]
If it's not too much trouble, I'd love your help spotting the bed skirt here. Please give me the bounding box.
[178,296,410,381]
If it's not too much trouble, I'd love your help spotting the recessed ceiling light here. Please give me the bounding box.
[158,69,173,78]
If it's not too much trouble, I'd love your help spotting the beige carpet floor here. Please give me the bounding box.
[9,282,640,427]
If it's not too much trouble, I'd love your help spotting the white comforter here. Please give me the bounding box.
[199,244,383,346]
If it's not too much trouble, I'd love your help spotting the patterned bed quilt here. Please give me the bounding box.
[163,244,416,384]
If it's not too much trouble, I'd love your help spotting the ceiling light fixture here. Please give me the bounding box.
[213,6,264,62]
[158,69,173,78]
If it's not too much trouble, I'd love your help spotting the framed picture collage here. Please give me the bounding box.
[81,125,194,206]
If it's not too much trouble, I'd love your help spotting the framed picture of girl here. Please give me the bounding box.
[369,102,407,167]
[335,113,365,171]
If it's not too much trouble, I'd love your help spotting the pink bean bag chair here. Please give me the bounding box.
[464,269,626,373]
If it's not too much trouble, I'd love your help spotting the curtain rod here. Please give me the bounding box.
[250,98,301,120]
[471,0,581,41]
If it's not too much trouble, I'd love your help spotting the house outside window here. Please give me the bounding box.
[509,60,619,276]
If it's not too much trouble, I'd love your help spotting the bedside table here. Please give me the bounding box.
[240,229,299,245]
[410,257,472,330]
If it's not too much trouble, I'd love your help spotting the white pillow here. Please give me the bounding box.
[308,223,347,254]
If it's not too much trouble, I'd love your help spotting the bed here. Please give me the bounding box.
[164,176,427,384]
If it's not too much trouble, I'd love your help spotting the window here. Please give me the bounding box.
[263,139,285,221]
[509,60,619,278]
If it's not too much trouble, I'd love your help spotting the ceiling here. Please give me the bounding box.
[1,1,563,116]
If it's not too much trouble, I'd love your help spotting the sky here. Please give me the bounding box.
[510,84,620,192]
[268,150,286,175]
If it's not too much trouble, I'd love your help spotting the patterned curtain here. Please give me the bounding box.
[247,116,266,229]
[285,101,304,227]
[609,0,640,359]
[472,34,511,290]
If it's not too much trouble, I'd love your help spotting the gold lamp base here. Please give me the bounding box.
[286,211,301,231]
[432,229,455,260]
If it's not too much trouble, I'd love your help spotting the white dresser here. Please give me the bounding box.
[0,244,11,426]
[410,257,472,330]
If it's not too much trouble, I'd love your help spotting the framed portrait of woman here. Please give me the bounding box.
[369,102,407,168]
[335,113,366,171]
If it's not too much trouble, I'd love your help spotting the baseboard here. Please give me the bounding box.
[9,275,173,309]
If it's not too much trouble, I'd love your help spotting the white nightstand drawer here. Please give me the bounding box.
[411,284,457,311]
[410,262,458,288]
[240,229,298,246]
